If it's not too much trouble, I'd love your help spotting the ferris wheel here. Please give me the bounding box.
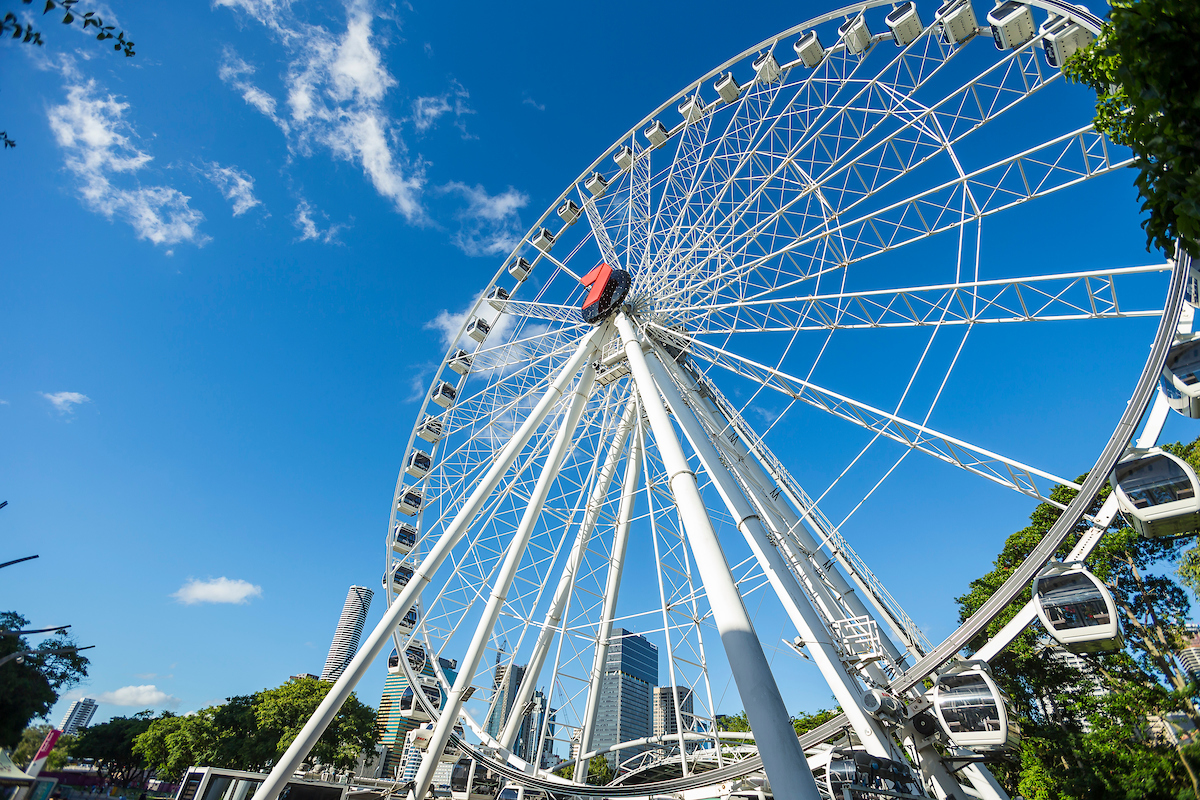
[257,1,1198,799]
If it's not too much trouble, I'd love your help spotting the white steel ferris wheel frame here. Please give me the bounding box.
[252,1,1193,799]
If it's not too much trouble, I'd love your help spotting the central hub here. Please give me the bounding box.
[579,262,632,324]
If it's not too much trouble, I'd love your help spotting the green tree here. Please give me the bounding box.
[74,712,155,788]
[12,725,76,771]
[0,612,89,749]
[135,679,376,781]
[955,454,1200,799]
[1065,0,1200,257]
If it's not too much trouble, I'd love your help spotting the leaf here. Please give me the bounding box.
[62,11,72,23]
[43,0,54,12]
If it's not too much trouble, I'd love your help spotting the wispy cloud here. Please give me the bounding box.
[440,182,528,257]
[40,391,91,414]
[522,94,545,112]
[172,577,263,605]
[412,80,473,137]
[46,82,208,246]
[97,685,181,709]
[216,2,425,222]
[202,161,263,216]
[294,199,347,243]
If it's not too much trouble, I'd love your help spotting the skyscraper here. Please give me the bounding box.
[484,662,526,741]
[593,628,658,768]
[59,698,98,735]
[321,586,374,682]
[653,685,694,737]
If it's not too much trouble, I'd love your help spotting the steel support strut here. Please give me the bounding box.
[615,312,822,800]
[642,348,899,760]
[253,327,607,800]
[498,397,641,752]
[411,358,599,799]
[575,400,644,783]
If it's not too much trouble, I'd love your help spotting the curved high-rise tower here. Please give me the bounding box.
[320,585,374,682]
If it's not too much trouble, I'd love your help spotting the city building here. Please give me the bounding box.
[59,698,98,735]
[320,586,374,682]
[593,628,658,769]
[653,685,694,737]
[376,651,458,779]
[397,728,455,788]
[483,662,557,767]
[291,673,321,682]
[1177,625,1200,682]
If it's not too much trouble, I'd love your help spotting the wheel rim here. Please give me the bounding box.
[381,2,1183,795]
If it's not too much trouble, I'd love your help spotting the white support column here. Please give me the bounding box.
[254,327,606,800]
[574,407,643,783]
[498,397,640,751]
[411,361,598,800]
[643,349,898,760]
[668,360,912,669]
[615,312,823,800]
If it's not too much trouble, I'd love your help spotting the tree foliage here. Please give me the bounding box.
[955,443,1200,799]
[74,713,155,788]
[2,0,134,56]
[134,678,377,781]
[1065,0,1200,257]
[0,611,89,749]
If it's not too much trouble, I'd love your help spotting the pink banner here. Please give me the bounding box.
[26,729,62,778]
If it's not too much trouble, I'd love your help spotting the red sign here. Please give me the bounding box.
[579,263,632,324]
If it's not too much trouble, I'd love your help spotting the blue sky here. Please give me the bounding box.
[3,0,1193,733]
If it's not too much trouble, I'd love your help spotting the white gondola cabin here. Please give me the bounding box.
[584,172,609,198]
[390,563,415,591]
[449,349,474,375]
[714,72,742,103]
[886,3,922,47]
[432,380,457,409]
[406,449,432,479]
[406,643,427,671]
[938,0,978,44]
[839,15,872,55]
[678,95,705,124]
[1160,334,1200,417]
[823,749,922,800]
[398,676,442,722]
[613,146,634,171]
[509,257,532,282]
[557,199,581,225]
[644,120,669,148]
[392,522,417,554]
[397,486,423,517]
[1040,13,1093,69]
[466,316,491,343]
[1033,562,1123,653]
[418,414,444,444]
[932,661,1020,752]
[451,759,499,800]
[1111,447,1200,538]
[387,648,402,674]
[987,1,1034,49]
[398,606,420,635]
[794,30,825,67]
[410,722,465,763]
[486,286,509,310]
[753,51,781,83]
[532,228,555,252]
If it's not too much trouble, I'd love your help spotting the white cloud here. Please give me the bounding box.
[172,577,263,605]
[411,80,474,138]
[216,3,425,222]
[202,162,262,216]
[440,182,528,257]
[97,685,181,709]
[40,391,91,414]
[294,199,347,243]
[46,82,208,246]
[522,95,545,112]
